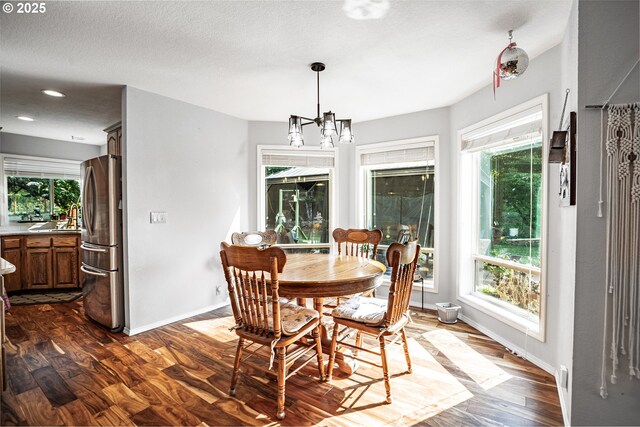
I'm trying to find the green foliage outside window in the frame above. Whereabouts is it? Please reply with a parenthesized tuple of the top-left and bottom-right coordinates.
(476, 140, 542, 315)
(7, 177, 80, 222)
(478, 262, 540, 315)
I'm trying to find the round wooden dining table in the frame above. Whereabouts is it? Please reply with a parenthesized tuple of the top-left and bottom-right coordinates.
(276, 253, 387, 375)
(277, 253, 387, 298)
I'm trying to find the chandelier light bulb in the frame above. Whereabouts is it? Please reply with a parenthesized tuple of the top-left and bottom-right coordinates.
(290, 134, 305, 148)
(288, 116, 300, 134)
(322, 112, 338, 137)
(320, 134, 334, 150)
(288, 116, 305, 147)
(339, 120, 354, 144)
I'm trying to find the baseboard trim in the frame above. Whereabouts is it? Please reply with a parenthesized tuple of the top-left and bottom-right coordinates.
(459, 313, 554, 375)
(124, 301, 229, 336)
(555, 371, 571, 426)
(410, 301, 437, 311)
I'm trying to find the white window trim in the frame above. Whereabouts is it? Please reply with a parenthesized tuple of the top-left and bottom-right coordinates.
(355, 136, 440, 294)
(456, 94, 549, 342)
(256, 145, 338, 246)
(0, 153, 82, 226)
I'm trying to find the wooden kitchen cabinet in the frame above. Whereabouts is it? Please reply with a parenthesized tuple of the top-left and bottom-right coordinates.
(25, 248, 53, 289)
(53, 247, 78, 288)
(105, 122, 122, 156)
(1, 238, 22, 293)
(1, 234, 81, 292)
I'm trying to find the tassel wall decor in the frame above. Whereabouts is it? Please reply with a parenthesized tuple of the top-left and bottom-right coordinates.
(600, 103, 640, 399)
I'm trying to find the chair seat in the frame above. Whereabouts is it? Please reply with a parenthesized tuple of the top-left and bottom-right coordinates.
(279, 301, 320, 335)
(332, 295, 387, 326)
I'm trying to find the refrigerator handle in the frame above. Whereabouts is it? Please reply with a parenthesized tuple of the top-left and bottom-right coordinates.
(81, 264, 108, 277)
(80, 243, 109, 253)
(83, 166, 95, 236)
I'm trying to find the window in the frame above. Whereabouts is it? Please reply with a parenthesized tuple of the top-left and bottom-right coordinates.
(2, 156, 82, 223)
(357, 137, 438, 291)
(458, 95, 548, 340)
(258, 146, 336, 253)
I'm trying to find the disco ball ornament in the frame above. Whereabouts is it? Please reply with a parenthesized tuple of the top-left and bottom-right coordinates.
(493, 30, 529, 97)
(499, 45, 529, 80)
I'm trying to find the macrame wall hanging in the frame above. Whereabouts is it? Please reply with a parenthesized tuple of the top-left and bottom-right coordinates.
(599, 102, 640, 399)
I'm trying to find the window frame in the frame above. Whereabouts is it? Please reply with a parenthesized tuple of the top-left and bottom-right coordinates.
(257, 145, 338, 250)
(456, 94, 549, 342)
(1, 154, 82, 226)
(355, 136, 440, 293)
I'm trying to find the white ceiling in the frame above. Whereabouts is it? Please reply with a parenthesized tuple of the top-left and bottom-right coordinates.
(0, 0, 572, 145)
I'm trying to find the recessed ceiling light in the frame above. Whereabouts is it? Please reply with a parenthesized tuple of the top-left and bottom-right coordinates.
(16, 116, 35, 121)
(71, 136, 85, 141)
(41, 89, 66, 97)
(343, 0, 390, 20)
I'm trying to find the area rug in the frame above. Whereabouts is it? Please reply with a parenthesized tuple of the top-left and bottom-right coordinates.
(9, 291, 83, 306)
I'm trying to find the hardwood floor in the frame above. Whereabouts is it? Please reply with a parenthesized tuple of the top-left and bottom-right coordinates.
(1, 300, 564, 426)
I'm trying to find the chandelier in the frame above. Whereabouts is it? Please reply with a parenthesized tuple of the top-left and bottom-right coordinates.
(288, 62, 354, 149)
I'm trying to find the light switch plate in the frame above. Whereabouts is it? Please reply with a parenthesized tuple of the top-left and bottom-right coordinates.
(150, 211, 168, 224)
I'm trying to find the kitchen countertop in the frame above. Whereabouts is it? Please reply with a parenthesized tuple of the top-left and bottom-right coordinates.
(0, 229, 81, 236)
(0, 257, 16, 275)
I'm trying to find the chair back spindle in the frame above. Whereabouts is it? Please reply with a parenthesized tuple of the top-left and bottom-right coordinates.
(384, 241, 420, 327)
(220, 242, 286, 338)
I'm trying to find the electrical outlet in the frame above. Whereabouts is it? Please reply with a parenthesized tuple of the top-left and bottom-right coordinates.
(150, 211, 168, 224)
(559, 365, 569, 389)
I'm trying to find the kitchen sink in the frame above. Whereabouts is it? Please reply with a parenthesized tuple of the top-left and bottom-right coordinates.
(28, 228, 80, 233)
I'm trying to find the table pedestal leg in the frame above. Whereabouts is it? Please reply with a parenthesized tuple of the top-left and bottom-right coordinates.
(313, 298, 358, 377)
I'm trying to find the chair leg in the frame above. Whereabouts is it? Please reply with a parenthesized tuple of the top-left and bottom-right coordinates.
(354, 331, 363, 356)
(276, 347, 287, 420)
(313, 324, 325, 381)
(400, 328, 412, 374)
(327, 322, 340, 381)
(229, 338, 244, 396)
(379, 335, 392, 404)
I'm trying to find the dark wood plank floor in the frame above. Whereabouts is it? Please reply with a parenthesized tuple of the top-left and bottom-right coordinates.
(1, 300, 563, 426)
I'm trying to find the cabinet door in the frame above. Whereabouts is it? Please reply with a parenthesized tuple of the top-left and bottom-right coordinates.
(1, 248, 22, 292)
(53, 247, 78, 288)
(25, 248, 52, 289)
(107, 129, 121, 156)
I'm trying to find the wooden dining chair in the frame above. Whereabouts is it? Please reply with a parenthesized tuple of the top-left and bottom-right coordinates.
(327, 241, 420, 404)
(219, 242, 324, 420)
(330, 228, 383, 301)
(231, 230, 277, 247)
(333, 228, 383, 259)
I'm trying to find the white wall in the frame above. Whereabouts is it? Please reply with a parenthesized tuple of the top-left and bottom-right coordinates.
(449, 44, 573, 375)
(0, 132, 102, 161)
(123, 86, 249, 334)
(555, 0, 579, 422)
(572, 1, 640, 424)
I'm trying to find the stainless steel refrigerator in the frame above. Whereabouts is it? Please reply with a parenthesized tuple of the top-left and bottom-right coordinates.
(81, 154, 124, 332)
